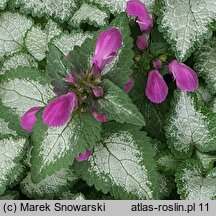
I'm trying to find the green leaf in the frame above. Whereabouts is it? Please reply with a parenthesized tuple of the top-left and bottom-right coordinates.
(52, 31, 93, 56)
(98, 79, 145, 127)
(0, 136, 27, 195)
(69, 14, 134, 89)
(46, 44, 71, 95)
(0, 53, 38, 75)
(21, 168, 77, 199)
(157, 0, 216, 61)
(0, 0, 9, 10)
(195, 150, 216, 172)
(75, 123, 160, 200)
(70, 3, 109, 28)
(0, 12, 33, 59)
(31, 112, 102, 182)
(165, 90, 216, 158)
(0, 191, 19, 200)
(15, 0, 78, 22)
(85, 0, 155, 14)
(194, 37, 216, 94)
(156, 150, 178, 175)
(176, 160, 216, 200)
(25, 20, 62, 61)
(0, 67, 54, 118)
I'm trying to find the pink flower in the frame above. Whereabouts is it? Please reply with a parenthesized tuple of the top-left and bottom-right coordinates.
(65, 74, 75, 84)
(145, 70, 168, 104)
(92, 87, 104, 98)
(126, 0, 153, 32)
(66, 53, 71, 60)
(91, 110, 107, 123)
(92, 28, 122, 74)
(76, 149, 91, 162)
(20, 107, 41, 132)
(152, 60, 162, 69)
(168, 60, 198, 92)
(42, 92, 78, 127)
(124, 78, 134, 93)
(136, 35, 148, 51)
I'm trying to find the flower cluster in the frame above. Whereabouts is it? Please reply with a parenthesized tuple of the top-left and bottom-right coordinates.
(126, 0, 199, 104)
(21, 28, 123, 161)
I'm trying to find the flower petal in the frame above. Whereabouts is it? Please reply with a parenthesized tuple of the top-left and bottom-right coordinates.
(91, 110, 107, 123)
(92, 28, 122, 74)
(92, 87, 104, 98)
(136, 35, 148, 51)
(76, 149, 91, 162)
(21, 107, 41, 132)
(42, 92, 78, 127)
(168, 60, 199, 92)
(145, 70, 168, 104)
(126, 0, 153, 32)
(124, 78, 134, 93)
(152, 60, 162, 69)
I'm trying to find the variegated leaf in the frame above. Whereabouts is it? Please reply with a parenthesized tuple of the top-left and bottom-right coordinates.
(31, 113, 102, 182)
(165, 90, 216, 158)
(157, 0, 216, 61)
(21, 168, 77, 199)
(25, 20, 62, 61)
(176, 160, 216, 200)
(75, 123, 160, 200)
(0, 12, 33, 59)
(70, 3, 109, 27)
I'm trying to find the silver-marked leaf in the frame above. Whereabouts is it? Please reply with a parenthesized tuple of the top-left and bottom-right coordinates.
(0, 12, 33, 59)
(70, 3, 109, 28)
(157, 0, 216, 61)
(0, 191, 19, 200)
(0, 0, 9, 10)
(99, 79, 145, 127)
(21, 168, 77, 199)
(52, 32, 93, 56)
(25, 20, 62, 61)
(85, 0, 155, 14)
(0, 67, 54, 117)
(176, 160, 216, 200)
(31, 113, 102, 182)
(0, 136, 27, 195)
(75, 123, 160, 200)
(0, 67, 54, 136)
(165, 90, 216, 158)
(195, 150, 216, 172)
(15, 0, 78, 22)
(0, 53, 38, 75)
(194, 37, 216, 94)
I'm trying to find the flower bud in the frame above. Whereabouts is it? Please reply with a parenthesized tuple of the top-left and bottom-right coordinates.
(152, 60, 162, 69)
(76, 149, 91, 162)
(136, 35, 148, 51)
(92, 87, 104, 98)
(91, 110, 107, 123)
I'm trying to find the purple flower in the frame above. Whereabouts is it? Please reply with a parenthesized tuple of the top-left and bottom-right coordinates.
(136, 35, 148, 51)
(92, 110, 107, 123)
(145, 70, 168, 104)
(124, 78, 134, 93)
(76, 149, 91, 162)
(65, 74, 75, 84)
(92, 28, 122, 74)
(168, 60, 199, 92)
(20, 107, 41, 132)
(92, 87, 104, 98)
(42, 92, 78, 127)
(153, 60, 162, 69)
(126, 0, 153, 32)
